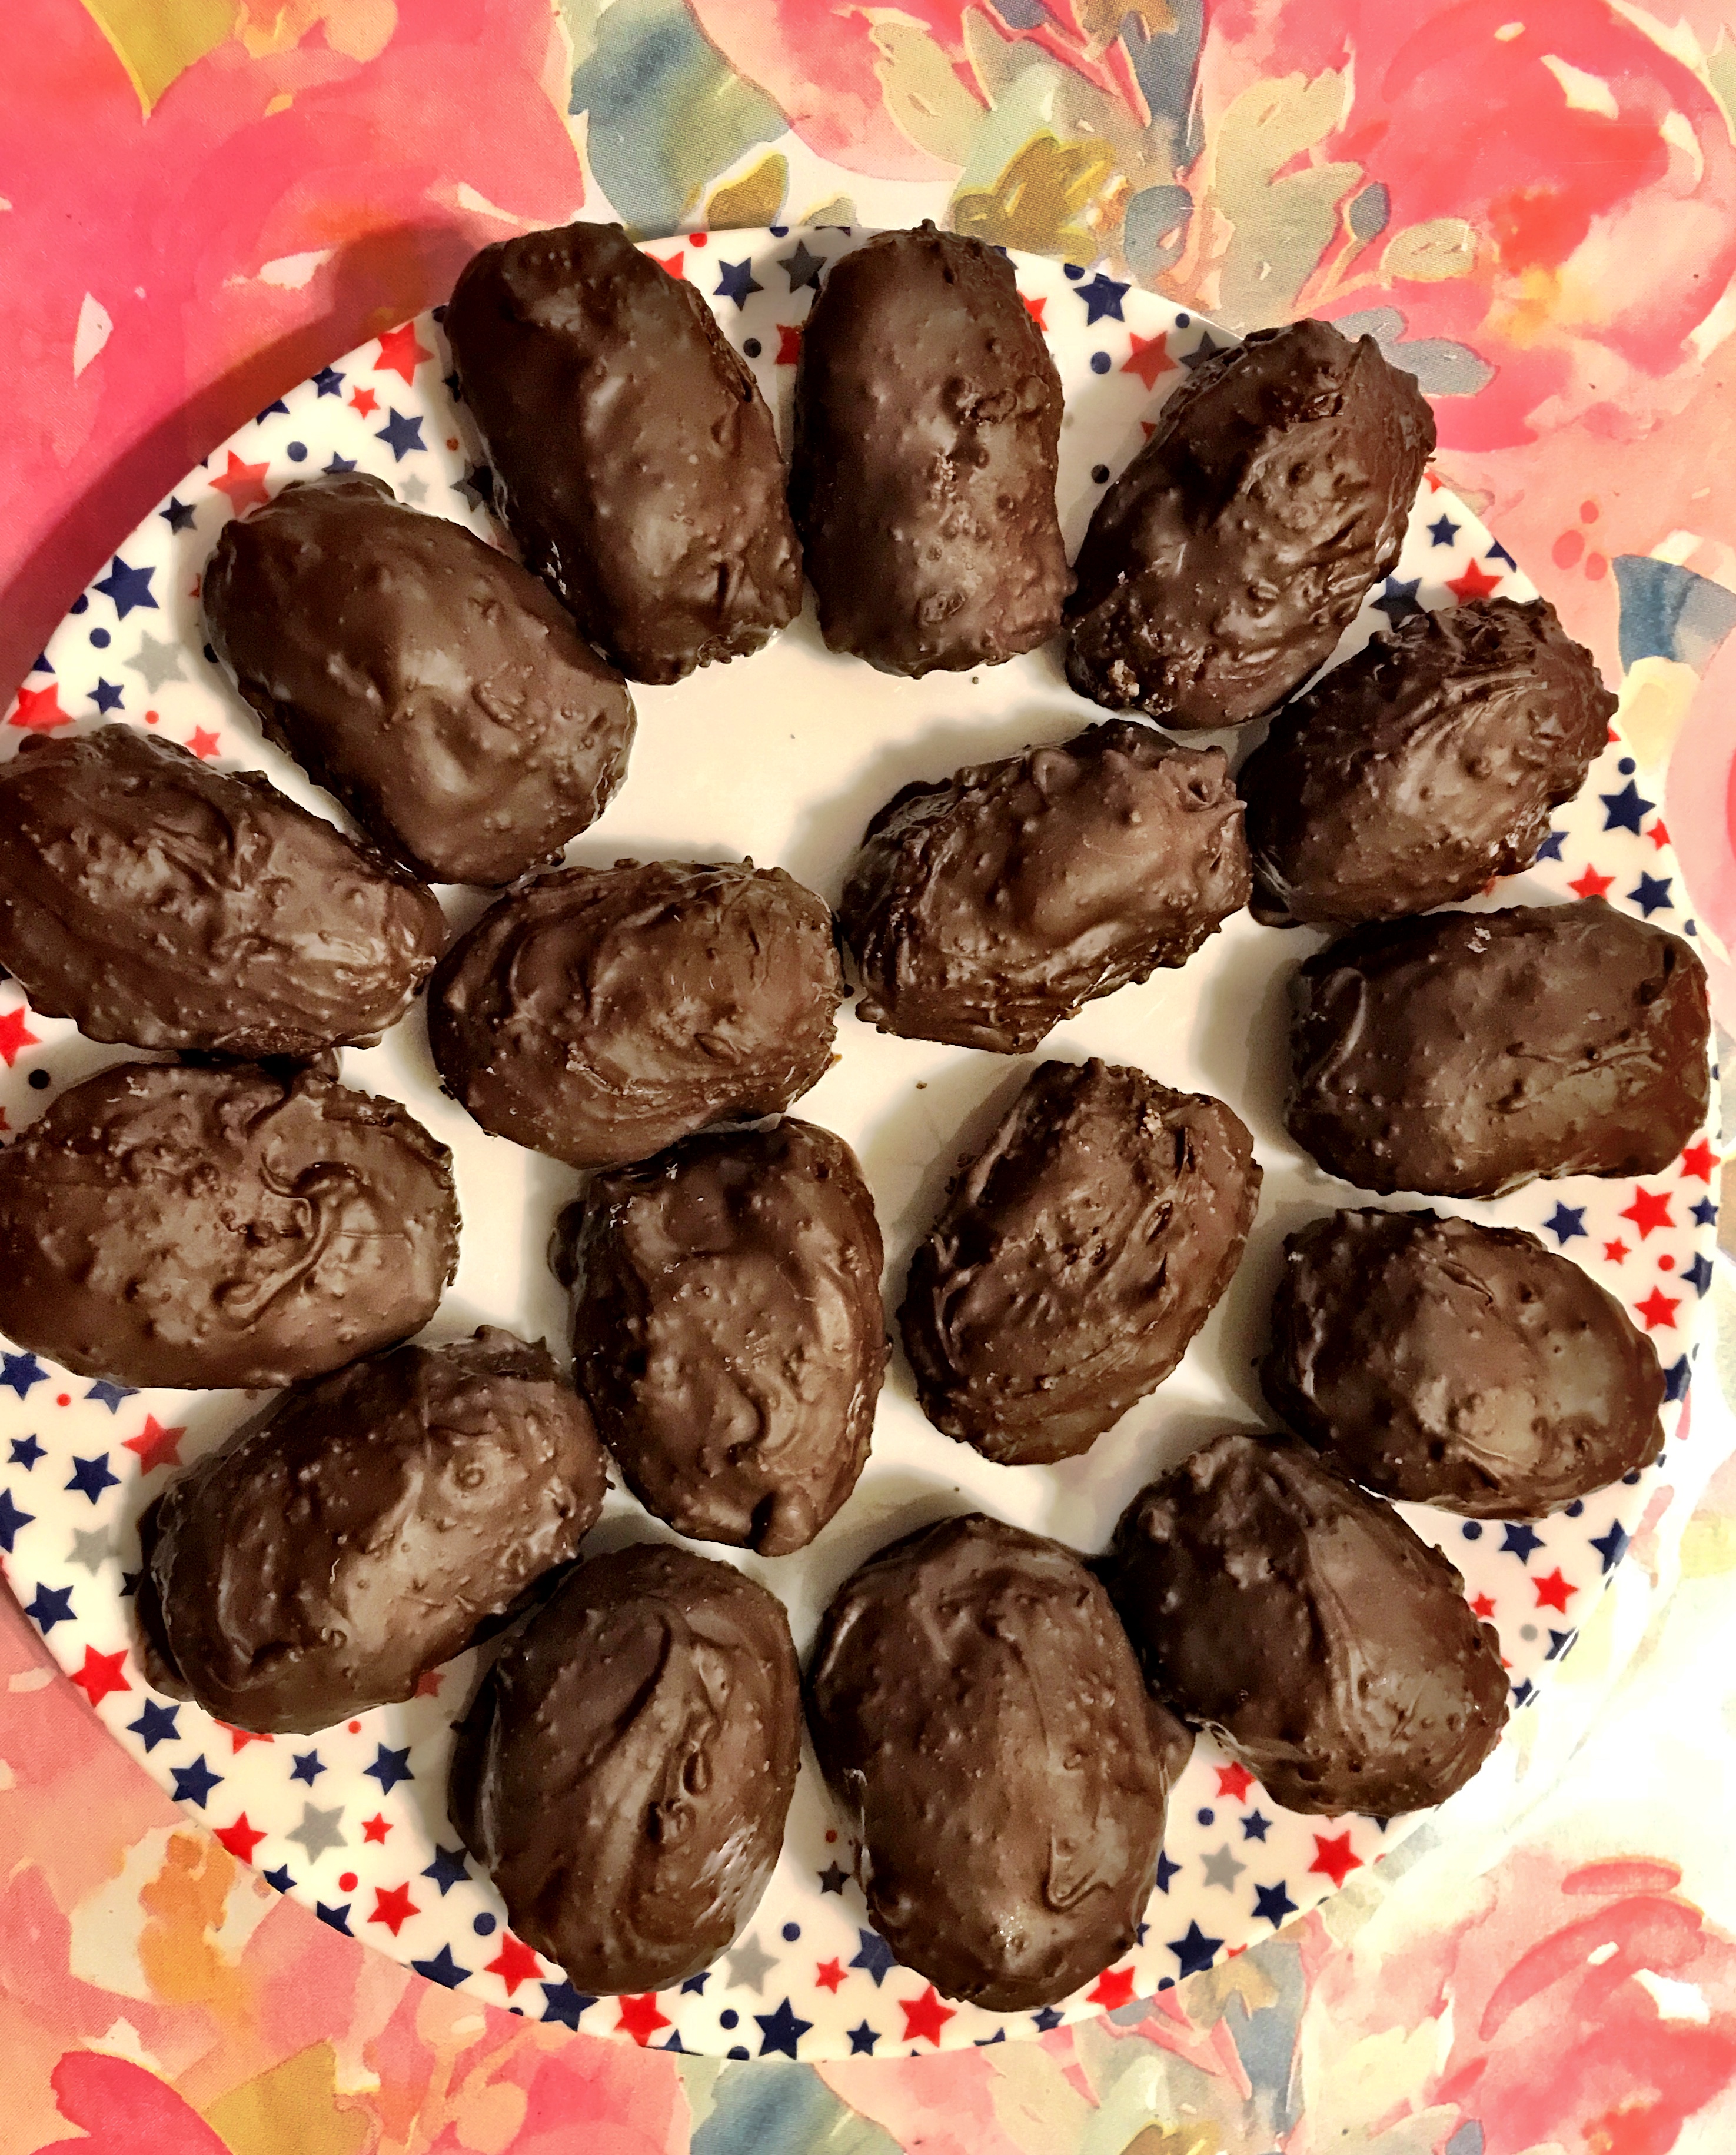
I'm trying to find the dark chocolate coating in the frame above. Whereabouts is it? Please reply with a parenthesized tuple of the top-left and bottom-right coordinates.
(1241, 598, 1615, 926)
(135, 1329, 607, 1733)
(563, 1119, 885, 1556)
(0, 726, 444, 1057)
(0, 1062, 459, 1389)
(202, 474, 636, 887)
(450, 1541, 800, 1994)
(1286, 902, 1711, 1198)
(806, 1513, 1189, 2011)
(1103, 1431, 1510, 1815)
(789, 222, 1069, 676)
(1261, 1209, 1665, 1516)
(1066, 319, 1435, 726)
(901, 1059, 1261, 1464)
(429, 858, 846, 1172)
(445, 221, 802, 685)
(840, 720, 1251, 1052)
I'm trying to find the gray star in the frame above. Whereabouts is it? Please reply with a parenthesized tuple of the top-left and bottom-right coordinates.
(130, 631, 187, 694)
(397, 472, 429, 506)
(723, 1931, 777, 1993)
(779, 240, 825, 293)
(1200, 1841, 1246, 1891)
(68, 1527, 114, 1574)
(287, 1802, 346, 1861)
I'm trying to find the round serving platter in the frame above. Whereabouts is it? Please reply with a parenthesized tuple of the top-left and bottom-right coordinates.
(0, 228, 1716, 2060)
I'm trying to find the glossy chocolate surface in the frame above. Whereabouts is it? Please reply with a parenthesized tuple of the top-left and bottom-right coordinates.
(446, 221, 802, 684)
(901, 1059, 1260, 1464)
(429, 857, 846, 1172)
(1103, 1431, 1510, 1815)
(1286, 902, 1711, 1198)
(204, 474, 636, 886)
(1066, 319, 1435, 726)
(789, 222, 1068, 676)
(450, 1541, 800, 1994)
(137, 1329, 607, 1732)
(840, 720, 1250, 1052)
(1261, 1209, 1664, 1515)
(806, 1512, 1188, 2011)
(0, 1062, 459, 1389)
(0, 726, 444, 1056)
(564, 1119, 885, 1555)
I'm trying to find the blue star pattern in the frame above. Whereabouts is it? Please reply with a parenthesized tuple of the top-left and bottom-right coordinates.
(540, 1981, 594, 2028)
(850, 1928, 897, 1986)
(714, 258, 763, 309)
(1428, 513, 1461, 545)
(1600, 779, 1654, 834)
(317, 1903, 353, 1935)
(1031, 2006, 1063, 2033)
(1, 1353, 46, 1398)
(24, 1582, 74, 1631)
(171, 1755, 223, 1808)
(0, 1488, 32, 1552)
(422, 1845, 470, 1895)
(412, 1944, 470, 1988)
(1242, 1811, 1271, 1842)
(128, 1700, 180, 1752)
(66, 1454, 119, 1504)
(84, 1381, 137, 1413)
(290, 1750, 325, 1786)
(680, 1971, 710, 1994)
(263, 1865, 295, 1893)
(94, 556, 158, 617)
(1534, 828, 1567, 862)
(375, 409, 425, 461)
(1371, 574, 1424, 626)
(1501, 1522, 1543, 1563)
(365, 1742, 414, 1792)
(159, 496, 197, 533)
(312, 365, 345, 396)
(1628, 872, 1673, 915)
(8, 1435, 44, 1469)
(1543, 1204, 1585, 1245)
(1692, 1198, 1719, 1229)
(1156, 1849, 1182, 1893)
(848, 2020, 881, 2053)
(1684, 1253, 1714, 1298)
(1664, 1356, 1691, 1402)
(1076, 271, 1129, 323)
(1169, 1921, 1223, 1977)
(89, 678, 124, 713)
(1253, 1881, 1296, 1924)
(1592, 1521, 1631, 1574)
(756, 1998, 813, 2057)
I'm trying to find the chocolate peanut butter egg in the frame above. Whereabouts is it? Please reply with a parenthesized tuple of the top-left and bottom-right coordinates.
(1261, 1209, 1664, 1515)
(806, 1513, 1189, 2012)
(429, 858, 846, 1172)
(1066, 319, 1435, 726)
(1286, 903, 1711, 1198)
(0, 1062, 459, 1389)
(839, 720, 1250, 1053)
(203, 474, 636, 887)
(450, 1541, 800, 1994)
(789, 222, 1068, 676)
(135, 1329, 607, 1733)
(445, 221, 802, 684)
(901, 1059, 1261, 1464)
(1241, 597, 1615, 926)
(562, 1119, 885, 1556)
(0, 726, 444, 1056)
(1103, 1432, 1509, 1815)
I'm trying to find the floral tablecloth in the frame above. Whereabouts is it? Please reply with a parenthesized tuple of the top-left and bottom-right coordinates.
(5, 2, 1736, 2147)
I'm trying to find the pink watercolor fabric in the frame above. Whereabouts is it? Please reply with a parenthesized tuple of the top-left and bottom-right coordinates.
(5, 1, 1736, 2147)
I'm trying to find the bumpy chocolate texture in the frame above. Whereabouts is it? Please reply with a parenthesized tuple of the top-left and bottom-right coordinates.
(450, 1541, 800, 1994)
(1287, 903, 1711, 1198)
(202, 474, 636, 886)
(1261, 1209, 1664, 1517)
(563, 1119, 885, 1555)
(789, 222, 1069, 676)
(1103, 1432, 1510, 1815)
(1241, 598, 1615, 926)
(1066, 319, 1435, 726)
(135, 1329, 607, 1733)
(840, 720, 1251, 1052)
(430, 858, 846, 1172)
(806, 1513, 1189, 2011)
(445, 221, 802, 685)
(0, 1062, 459, 1389)
(0, 726, 444, 1056)
(901, 1059, 1261, 1464)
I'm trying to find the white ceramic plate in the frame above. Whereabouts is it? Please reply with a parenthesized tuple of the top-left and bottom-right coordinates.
(0, 228, 1715, 2060)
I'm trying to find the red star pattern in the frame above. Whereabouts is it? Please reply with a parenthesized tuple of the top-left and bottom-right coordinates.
(1470, 1592, 1497, 1618)
(0, 1005, 41, 1066)
(814, 1958, 846, 1994)
(69, 1646, 132, 1708)
(122, 1415, 185, 1472)
(650, 251, 685, 279)
(1532, 1568, 1577, 1613)
(1636, 1286, 1680, 1330)
(1123, 330, 1176, 391)
(373, 322, 433, 383)
(615, 1993, 670, 2046)
(209, 450, 273, 513)
(1446, 556, 1502, 602)
(1088, 1965, 1138, 2010)
(1649, 819, 1672, 851)
(1604, 1238, 1630, 1262)
(368, 1882, 418, 1935)
(1309, 1832, 1363, 1889)
(216, 1722, 273, 1752)
(10, 682, 71, 731)
(1621, 1187, 1674, 1239)
(1215, 1762, 1256, 1802)
(187, 728, 222, 760)
(1424, 468, 1443, 490)
(413, 1669, 444, 1698)
(214, 1814, 266, 1864)
(485, 1935, 544, 1994)
(1020, 292, 1047, 328)
(1569, 865, 1614, 899)
(899, 1984, 956, 2046)
(1680, 1140, 1718, 1183)
(360, 1813, 392, 1844)
(776, 322, 804, 365)
(350, 387, 378, 417)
